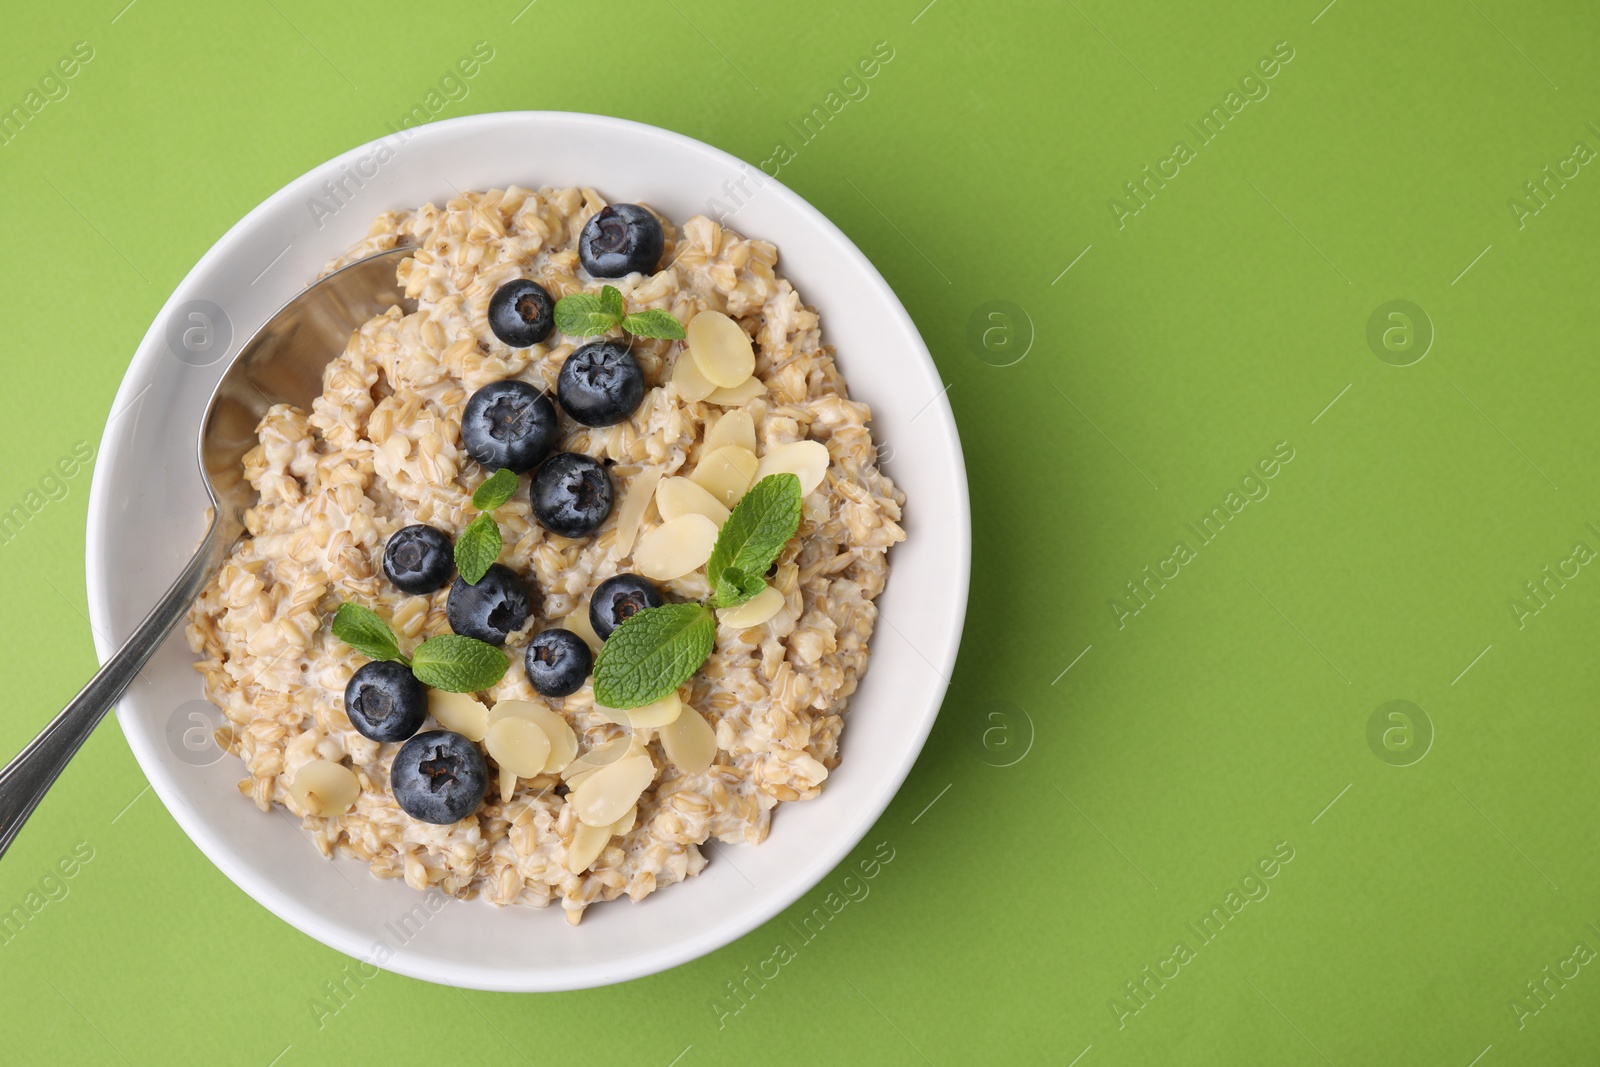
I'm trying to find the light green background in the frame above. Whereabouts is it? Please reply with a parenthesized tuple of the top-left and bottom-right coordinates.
(2, 0, 1597, 1062)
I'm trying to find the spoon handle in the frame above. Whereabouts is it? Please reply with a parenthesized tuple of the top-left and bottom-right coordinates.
(0, 523, 223, 860)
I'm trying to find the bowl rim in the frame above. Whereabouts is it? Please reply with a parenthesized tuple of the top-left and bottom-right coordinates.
(83, 110, 970, 991)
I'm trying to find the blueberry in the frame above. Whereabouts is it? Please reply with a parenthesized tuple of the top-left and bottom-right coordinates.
(523, 628, 594, 698)
(383, 524, 454, 594)
(343, 660, 429, 742)
(391, 730, 488, 824)
(447, 563, 535, 645)
(589, 573, 664, 640)
(488, 279, 555, 348)
(579, 204, 663, 278)
(530, 453, 614, 538)
(461, 380, 558, 473)
(558, 341, 645, 427)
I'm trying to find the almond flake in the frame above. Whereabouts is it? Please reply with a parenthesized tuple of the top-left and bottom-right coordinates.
(560, 604, 604, 655)
(660, 706, 718, 776)
(655, 476, 730, 526)
(705, 409, 756, 453)
(594, 691, 683, 729)
(613, 467, 663, 560)
(485, 716, 552, 777)
(705, 378, 767, 406)
(572, 753, 655, 827)
(689, 445, 759, 508)
(634, 513, 719, 581)
(670, 348, 717, 402)
(289, 760, 360, 817)
(716, 584, 785, 628)
(754, 439, 830, 496)
(562, 735, 635, 781)
(428, 690, 488, 742)
(686, 309, 755, 388)
(489, 699, 577, 774)
(566, 819, 612, 874)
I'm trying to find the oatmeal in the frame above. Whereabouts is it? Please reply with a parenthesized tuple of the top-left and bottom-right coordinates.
(185, 186, 905, 922)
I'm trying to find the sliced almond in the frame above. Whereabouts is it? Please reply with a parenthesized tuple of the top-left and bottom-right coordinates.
(489, 699, 578, 774)
(613, 467, 663, 559)
(610, 806, 637, 836)
(289, 760, 360, 817)
(485, 716, 552, 778)
(689, 445, 759, 509)
(564, 765, 600, 791)
(687, 310, 755, 388)
(499, 764, 518, 804)
(428, 690, 488, 742)
(705, 409, 756, 453)
(670, 349, 717, 403)
(755, 439, 830, 496)
(656, 476, 731, 526)
(561, 604, 604, 655)
(571, 753, 655, 827)
(716, 584, 786, 628)
(594, 691, 683, 729)
(562, 735, 635, 781)
(634, 514, 718, 581)
(660, 706, 718, 776)
(566, 819, 612, 874)
(705, 378, 767, 406)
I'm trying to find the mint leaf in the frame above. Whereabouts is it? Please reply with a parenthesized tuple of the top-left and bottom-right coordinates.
(472, 467, 518, 511)
(454, 512, 501, 585)
(411, 634, 509, 693)
(706, 474, 802, 608)
(554, 291, 621, 337)
(592, 603, 716, 709)
(712, 566, 765, 610)
(599, 285, 625, 321)
(622, 309, 687, 340)
(331, 602, 407, 664)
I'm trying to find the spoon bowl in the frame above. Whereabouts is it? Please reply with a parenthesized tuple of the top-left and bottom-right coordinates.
(0, 245, 415, 858)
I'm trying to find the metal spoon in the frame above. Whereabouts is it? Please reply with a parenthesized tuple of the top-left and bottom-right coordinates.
(0, 245, 417, 859)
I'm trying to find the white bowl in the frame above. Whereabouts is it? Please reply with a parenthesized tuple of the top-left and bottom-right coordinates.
(84, 112, 968, 992)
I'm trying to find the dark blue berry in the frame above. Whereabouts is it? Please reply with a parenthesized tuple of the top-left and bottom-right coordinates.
(589, 573, 663, 640)
(391, 730, 488, 824)
(447, 563, 534, 645)
(523, 628, 593, 697)
(461, 380, 557, 474)
(558, 341, 645, 427)
(530, 453, 613, 538)
(383, 524, 454, 594)
(579, 204, 663, 278)
(343, 660, 429, 742)
(488, 279, 555, 348)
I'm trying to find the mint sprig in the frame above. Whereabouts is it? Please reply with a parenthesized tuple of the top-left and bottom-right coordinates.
(592, 602, 717, 709)
(472, 467, 518, 511)
(553, 284, 685, 340)
(621, 309, 686, 340)
(331, 602, 408, 665)
(586, 475, 802, 707)
(411, 634, 510, 693)
(329, 603, 508, 694)
(599, 284, 625, 322)
(456, 467, 517, 584)
(707, 474, 802, 608)
(713, 566, 765, 609)
(454, 512, 502, 584)
(554, 287, 623, 337)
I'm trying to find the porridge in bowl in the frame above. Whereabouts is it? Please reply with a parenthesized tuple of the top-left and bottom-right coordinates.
(184, 186, 905, 922)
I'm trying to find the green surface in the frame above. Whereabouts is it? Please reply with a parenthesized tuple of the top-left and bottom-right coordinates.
(1, 0, 1597, 1062)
